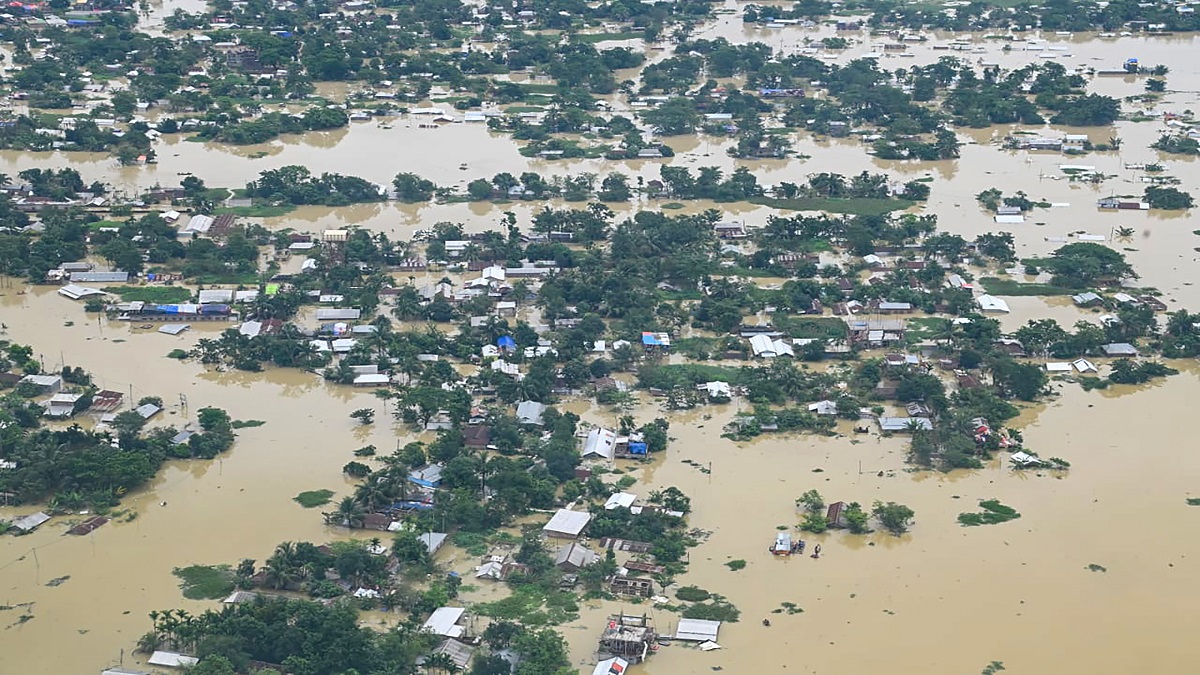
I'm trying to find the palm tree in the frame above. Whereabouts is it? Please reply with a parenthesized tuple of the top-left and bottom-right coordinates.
(332, 496, 365, 528)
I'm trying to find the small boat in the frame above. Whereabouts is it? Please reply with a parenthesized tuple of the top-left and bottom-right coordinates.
(772, 532, 792, 555)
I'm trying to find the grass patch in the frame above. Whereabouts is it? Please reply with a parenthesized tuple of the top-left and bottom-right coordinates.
(216, 204, 297, 218)
(294, 489, 334, 508)
(172, 565, 235, 600)
(231, 419, 266, 429)
(681, 597, 741, 622)
(958, 499, 1022, 526)
(574, 31, 643, 43)
(452, 531, 491, 556)
(675, 585, 712, 602)
(167, 349, 189, 359)
(772, 601, 804, 615)
(660, 202, 685, 210)
(750, 196, 915, 216)
(473, 583, 579, 626)
(978, 277, 1076, 297)
(1086, 563, 1107, 573)
(725, 559, 747, 571)
(102, 286, 191, 304)
(1187, 497, 1200, 506)
(774, 316, 850, 341)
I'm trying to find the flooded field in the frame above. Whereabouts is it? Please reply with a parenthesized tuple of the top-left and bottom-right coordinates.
(1, 7, 1200, 673)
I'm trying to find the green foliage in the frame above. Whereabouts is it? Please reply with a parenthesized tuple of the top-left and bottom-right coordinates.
(675, 585, 712, 602)
(725, 559, 747, 571)
(978, 278, 1076, 296)
(230, 419, 265, 429)
(958, 499, 1022, 526)
(172, 565, 236, 600)
(343, 461, 371, 478)
(167, 349, 189, 360)
(473, 583, 580, 627)
(293, 490, 334, 508)
(1040, 243, 1136, 288)
(681, 598, 741, 622)
(1186, 498, 1200, 506)
(872, 501, 915, 536)
(1145, 186, 1194, 210)
(102, 286, 192, 303)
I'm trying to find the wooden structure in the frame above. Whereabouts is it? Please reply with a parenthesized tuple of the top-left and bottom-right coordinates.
(598, 614, 657, 664)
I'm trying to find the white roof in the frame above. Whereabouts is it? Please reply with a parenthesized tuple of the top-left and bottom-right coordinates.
(147, 651, 199, 668)
(353, 374, 390, 385)
(543, 509, 591, 536)
(603, 492, 637, 510)
(238, 321, 262, 337)
(197, 289, 234, 304)
(975, 294, 1010, 313)
(316, 308, 361, 320)
(476, 561, 504, 579)
(422, 607, 466, 637)
(994, 214, 1025, 224)
(808, 400, 838, 415)
(592, 657, 630, 675)
(58, 284, 105, 300)
(582, 427, 617, 460)
(675, 618, 722, 642)
(699, 641, 723, 651)
(1010, 451, 1043, 467)
(157, 324, 190, 335)
(1045, 362, 1071, 372)
(1072, 358, 1098, 373)
(420, 532, 448, 554)
(182, 214, 213, 234)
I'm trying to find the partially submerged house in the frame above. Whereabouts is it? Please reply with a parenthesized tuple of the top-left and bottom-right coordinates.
(581, 427, 618, 460)
(421, 607, 467, 638)
(675, 618, 722, 643)
(408, 464, 444, 488)
(598, 614, 657, 664)
(592, 657, 630, 675)
(1101, 342, 1139, 357)
(877, 416, 933, 432)
(543, 509, 592, 539)
(554, 542, 599, 572)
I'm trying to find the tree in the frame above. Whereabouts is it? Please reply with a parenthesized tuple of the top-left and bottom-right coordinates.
(642, 97, 699, 135)
(1144, 186, 1193, 210)
(393, 173, 436, 202)
(330, 496, 365, 528)
(872, 501, 915, 535)
(990, 359, 1047, 401)
(467, 179, 494, 200)
(844, 502, 871, 534)
(1043, 242, 1135, 287)
(350, 408, 375, 425)
(796, 489, 824, 513)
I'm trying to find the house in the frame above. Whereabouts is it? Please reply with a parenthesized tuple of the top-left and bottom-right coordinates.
(1072, 359, 1098, 373)
(408, 464, 444, 488)
(808, 400, 838, 416)
(641, 332, 670, 350)
(675, 618, 722, 643)
(420, 532, 448, 556)
(543, 509, 591, 539)
(11, 511, 50, 532)
(698, 381, 732, 400)
(315, 308, 361, 321)
(1045, 362, 1072, 372)
(222, 591, 259, 605)
(421, 607, 467, 638)
(20, 374, 62, 394)
(1097, 197, 1149, 210)
(463, 425, 492, 448)
(713, 221, 748, 239)
(58, 284, 106, 300)
(43, 392, 83, 418)
(749, 334, 795, 358)
(433, 640, 476, 672)
(876, 301, 912, 313)
(554, 542, 599, 572)
(878, 416, 933, 432)
(599, 614, 657, 662)
(70, 270, 129, 283)
(1072, 291, 1102, 306)
(826, 501, 849, 528)
(582, 427, 617, 460)
(147, 652, 199, 668)
(592, 657, 630, 675)
(516, 401, 546, 425)
(847, 318, 905, 346)
(603, 492, 637, 511)
(1101, 342, 1138, 357)
(975, 294, 1010, 313)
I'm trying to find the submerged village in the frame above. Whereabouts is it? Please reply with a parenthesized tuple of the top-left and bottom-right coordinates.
(4, 0, 1200, 673)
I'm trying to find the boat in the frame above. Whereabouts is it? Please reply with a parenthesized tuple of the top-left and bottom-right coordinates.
(771, 532, 792, 555)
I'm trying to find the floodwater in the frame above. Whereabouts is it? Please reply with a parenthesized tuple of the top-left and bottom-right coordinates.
(2, 11, 1200, 674)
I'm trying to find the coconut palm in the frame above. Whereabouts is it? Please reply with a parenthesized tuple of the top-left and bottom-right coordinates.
(332, 496, 365, 528)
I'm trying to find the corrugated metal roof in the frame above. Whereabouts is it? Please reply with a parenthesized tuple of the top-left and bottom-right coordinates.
(675, 618, 721, 641)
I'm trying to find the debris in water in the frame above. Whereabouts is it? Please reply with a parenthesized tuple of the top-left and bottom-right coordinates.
(45, 576, 70, 587)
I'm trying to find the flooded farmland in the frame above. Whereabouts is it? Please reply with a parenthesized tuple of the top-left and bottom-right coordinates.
(2, 6, 1200, 674)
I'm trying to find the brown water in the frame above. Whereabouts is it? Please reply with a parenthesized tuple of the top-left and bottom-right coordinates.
(2, 14, 1200, 674)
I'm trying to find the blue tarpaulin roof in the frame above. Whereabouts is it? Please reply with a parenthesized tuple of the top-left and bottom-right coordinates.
(497, 336, 516, 349)
(641, 333, 664, 346)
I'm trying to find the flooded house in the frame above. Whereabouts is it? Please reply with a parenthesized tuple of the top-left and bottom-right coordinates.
(598, 614, 657, 664)
(609, 570, 655, 598)
(553, 542, 599, 572)
(542, 509, 591, 540)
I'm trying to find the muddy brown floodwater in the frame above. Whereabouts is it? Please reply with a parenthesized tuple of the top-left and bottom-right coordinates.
(2, 13, 1200, 674)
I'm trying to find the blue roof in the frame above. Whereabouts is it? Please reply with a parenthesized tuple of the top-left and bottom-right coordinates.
(497, 336, 516, 348)
(642, 333, 663, 346)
